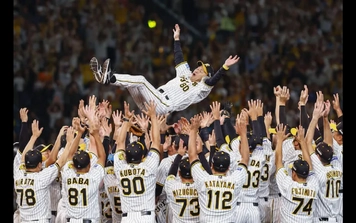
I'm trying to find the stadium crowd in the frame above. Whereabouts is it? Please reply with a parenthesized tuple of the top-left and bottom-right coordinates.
(13, 0, 342, 145)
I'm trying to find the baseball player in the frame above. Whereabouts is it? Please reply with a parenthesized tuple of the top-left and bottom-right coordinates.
(304, 100, 343, 222)
(14, 120, 69, 223)
(103, 153, 123, 223)
(274, 123, 319, 223)
(187, 113, 250, 223)
(90, 24, 240, 115)
(113, 101, 161, 223)
(61, 113, 106, 223)
(164, 156, 199, 223)
(99, 180, 113, 223)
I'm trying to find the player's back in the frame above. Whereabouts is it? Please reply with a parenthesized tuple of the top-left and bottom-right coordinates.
(197, 172, 245, 222)
(14, 164, 59, 221)
(164, 176, 199, 223)
(238, 147, 266, 203)
(311, 154, 343, 218)
(277, 170, 319, 223)
(61, 161, 105, 221)
(116, 161, 158, 213)
(103, 165, 122, 222)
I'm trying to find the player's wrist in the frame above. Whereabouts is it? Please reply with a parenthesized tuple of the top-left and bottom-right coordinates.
(223, 64, 229, 70)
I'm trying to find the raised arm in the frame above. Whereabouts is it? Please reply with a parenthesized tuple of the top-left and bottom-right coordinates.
(204, 55, 240, 86)
(274, 124, 290, 170)
(142, 101, 161, 151)
(188, 114, 201, 164)
(234, 112, 249, 166)
(21, 120, 43, 163)
(172, 24, 184, 65)
(18, 108, 30, 153)
(45, 125, 68, 167)
(322, 100, 333, 146)
(305, 101, 325, 155)
(332, 93, 343, 122)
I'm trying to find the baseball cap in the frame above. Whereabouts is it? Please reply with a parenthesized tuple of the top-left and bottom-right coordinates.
(197, 61, 214, 77)
(73, 150, 91, 169)
(268, 125, 297, 136)
(179, 157, 192, 179)
(34, 144, 53, 153)
(212, 151, 230, 172)
(315, 142, 333, 163)
(330, 122, 343, 136)
(247, 133, 262, 151)
(174, 134, 189, 148)
(25, 149, 43, 168)
(125, 141, 144, 163)
(292, 159, 309, 178)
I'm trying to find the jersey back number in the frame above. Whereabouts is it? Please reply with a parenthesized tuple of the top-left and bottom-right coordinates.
(16, 188, 36, 206)
(120, 177, 146, 195)
(207, 190, 232, 210)
(175, 198, 200, 217)
(292, 197, 313, 215)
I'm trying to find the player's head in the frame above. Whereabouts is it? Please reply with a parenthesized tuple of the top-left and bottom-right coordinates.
(34, 143, 53, 161)
(25, 149, 43, 170)
(211, 151, 230, 173)
(173, 134, 189, 150)
(125, 141, 145, 164)
(179, 157, 192, 179)
(192, 61, 214, 82)
(315, 142, 333, 164)
(291, 159, 309, 179)
(73, 150, 91, 170)
(246, 133, 262, 152)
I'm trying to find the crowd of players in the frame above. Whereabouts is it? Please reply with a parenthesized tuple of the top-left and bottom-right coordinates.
(13, 83, 343, 223)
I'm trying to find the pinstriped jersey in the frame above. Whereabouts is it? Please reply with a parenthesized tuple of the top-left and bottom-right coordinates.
(164, 175, 200, 223)
(61, 160, 105, 221)
(258, 138, 274, 198)
(236, 145, 267, 203)
(282, 138, 302, 175)
(103, 166, 122, 223)
(276, 167, 319, 223)
(158, 61, 213, 112)
(99, 181, 112, 222)
(49, 171, 62, 212)
(310, 153, 342, 218)
(113, 148, 160, 213)
(268, 151, 281, 197)
(332, 138, 343, 167)
(191, 159, 248, 223)
(14, 163, 60, 221)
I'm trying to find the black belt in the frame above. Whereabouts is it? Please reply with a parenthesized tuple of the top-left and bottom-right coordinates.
(66, 218, 91, 223)
(318, 217, 336, 221)
(237, 202, 258, 206)
(158, 89, 169, 100)
(122, 211, 151, 217)
(51, 211, 57, 216)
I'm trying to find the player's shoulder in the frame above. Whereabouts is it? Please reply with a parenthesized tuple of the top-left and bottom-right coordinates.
(166, 174, 176, 182)
(105, 166, 115, 174)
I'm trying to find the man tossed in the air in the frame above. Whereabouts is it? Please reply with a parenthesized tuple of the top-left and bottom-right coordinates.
(90, 24, 240, 115)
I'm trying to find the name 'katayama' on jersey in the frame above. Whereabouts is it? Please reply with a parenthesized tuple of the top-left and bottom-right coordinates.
(205, 180, 235, 189)
(326, 170, 342, 179)
(67, 177, 89, 185)
(119, 168, 146, 177)
(291, 188, 316, 198)
(15, 178, 34, 186)
(173, 188, 198, 197)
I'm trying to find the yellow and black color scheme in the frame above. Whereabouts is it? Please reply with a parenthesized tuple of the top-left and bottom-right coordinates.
(25, 149, 43, 168)
(125, 141, 145, 164)
(197, 60, 214, 77)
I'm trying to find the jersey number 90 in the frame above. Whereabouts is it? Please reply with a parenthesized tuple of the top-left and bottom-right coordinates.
(120, 177, 146, 195)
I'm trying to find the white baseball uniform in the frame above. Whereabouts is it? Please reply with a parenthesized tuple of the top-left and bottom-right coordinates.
(282, 138, 303, 175)
(155, 153, 178, 223)
(14, 162, 60, 222)
(235, 145, 267, 223)
(61, 157, 105, 223)
(267, 151, 282, 223)
(164, 175, 199, 223)
(109, 62, 213, 115)
(276, 167, 319, 223)
(257, 138, 274, 223)
(310, 153, 342, 222)
(49, 173, 62, 223)
(191, 159, 248, 223)
(332, 136, 343, 222)
(99, 180, 112, 223)
(113, 148, 160, 223)
(103, 165, 122, 223)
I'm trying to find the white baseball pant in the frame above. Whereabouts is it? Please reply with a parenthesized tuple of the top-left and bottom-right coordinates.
(267, 194, 282, 223)
(111, 74, 171, 115)
(155, 199, 167, 223)
(55, 198, 67, 223)
(258, 197, 269, 223)
(13, 209, 20, 223)
(235, 202, 261, 223)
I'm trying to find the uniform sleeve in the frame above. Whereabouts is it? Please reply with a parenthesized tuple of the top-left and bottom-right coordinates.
(191, 159, 209, 185)
(156, 159, 170, 186)
(231, 163, 248, 185)
(175, 62, 192, 78)
(276, 167, 294, 197)
(114, 150, 127, 177)
(40, 163, 60, 186)
(143, 148, 160, 170)
(163, 175, 176, 202)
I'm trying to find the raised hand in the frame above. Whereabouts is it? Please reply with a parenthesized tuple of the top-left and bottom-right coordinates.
(199, 111, 214, 128)
(162, 135, 171, 152)
(177, 138, 186, 155)
(88, 95, 97, 111)
(273, 85, 282, 98)
(178, 117, 190, 134)
(124, 101, 135, 118)
(224, 55, 240, 67)
(332, 93, 341, 111)
(247, 99, 258, 120)
(173, 24, 180, 40)
(135, 113, 150, 133)
(312, 101, 325, 120)
(78, 99, 86, 121)
(256, 99, 263, 117)
(275, 123, 290, 142)
(100, 116, 112, 137)
(208, 129, 216, 147)
(323, 100, 331, 117)
(31, 119, 43, 138)
(19, 108, 29, 122)
(316, 91, 324, 103)
(65, 126, 76, 144)
(142, 100, 157, 118)
(112, 110, 123, 128)
(235, 114, 247, 136)
(294, 125, 305, 144)
(279, 86, 290, 104)
(298, 85, 309, 107)
(210, 101, 221, 120)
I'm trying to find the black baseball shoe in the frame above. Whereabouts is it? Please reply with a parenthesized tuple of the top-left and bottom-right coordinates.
(90, 57, 104, 83)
